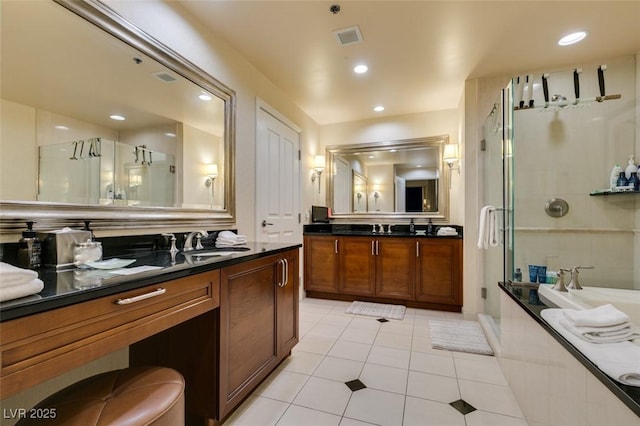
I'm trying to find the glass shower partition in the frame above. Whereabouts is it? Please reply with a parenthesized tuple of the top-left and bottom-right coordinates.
(480, 81, 514, 339)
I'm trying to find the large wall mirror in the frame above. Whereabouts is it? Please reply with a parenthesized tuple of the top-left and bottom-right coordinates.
(326, 136, 450, 221)
(0, 0, 236, 232)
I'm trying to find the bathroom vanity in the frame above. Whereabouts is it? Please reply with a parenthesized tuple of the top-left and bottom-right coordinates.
(303, 224, 462, 312)
(0, 241, 300, 424)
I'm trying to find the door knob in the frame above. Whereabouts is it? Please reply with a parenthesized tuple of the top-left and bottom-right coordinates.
(262, 220, 274, 227)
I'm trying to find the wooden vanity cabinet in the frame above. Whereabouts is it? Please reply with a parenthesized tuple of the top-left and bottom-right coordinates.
(303, 235, 339, 293)
(218, 249, 299, 419)
(415, 238, 462, 306)
(304, 234, 461, 311)
(338, 236, 375, 296)
(130, 248, 299, 423)
(375, 238, 416, 300)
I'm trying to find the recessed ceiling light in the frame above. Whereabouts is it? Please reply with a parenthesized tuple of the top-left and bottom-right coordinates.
(198, 92, 212, 101)
(373, 105, 384, 112)
(416, 164, 422, 168)
(110, 115, 126, 121)
(368, 155, 375, 159)
(390, 149, 397, 152)
(54, 125, 69, 130)
(354, 64, 368, 74)
(165, 132, 176, 138)
(558, 31, 588, 46)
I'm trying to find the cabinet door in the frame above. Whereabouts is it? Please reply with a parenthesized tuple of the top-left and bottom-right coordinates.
(375, 238, 415, 299)
(339, 236, 375, 296)
(277, 249, 299, 357)
(415, 239, 462, 306)
(303, 235, 339, 293)
(219, 255, 280, 419)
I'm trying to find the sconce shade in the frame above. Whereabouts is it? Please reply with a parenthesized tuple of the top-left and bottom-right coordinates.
(443, 144, 459, 162)
(206, 163, 219, 177)
(313, 155, 325, 171)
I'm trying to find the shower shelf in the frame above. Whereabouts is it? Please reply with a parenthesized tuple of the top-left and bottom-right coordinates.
(589, 189, 639, 197)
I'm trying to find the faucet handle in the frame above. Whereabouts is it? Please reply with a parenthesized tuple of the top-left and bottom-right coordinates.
(552, 268, 571, 292)
(574, 266, 594, 271)
(161, 233, 178, 254)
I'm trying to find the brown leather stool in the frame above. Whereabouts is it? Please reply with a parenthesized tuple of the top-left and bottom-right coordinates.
(17, 366, 185, 426)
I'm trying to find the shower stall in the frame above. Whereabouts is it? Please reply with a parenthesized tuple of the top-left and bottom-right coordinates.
(479, 56, 638, 342)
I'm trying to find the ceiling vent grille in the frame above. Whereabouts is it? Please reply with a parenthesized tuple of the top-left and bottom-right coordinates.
(152, 71, 178, 83)
(334, 26, 363, 46)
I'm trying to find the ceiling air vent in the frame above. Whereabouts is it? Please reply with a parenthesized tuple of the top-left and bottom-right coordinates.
(152, 71, 178, 83)
(334, 26, 363, 46)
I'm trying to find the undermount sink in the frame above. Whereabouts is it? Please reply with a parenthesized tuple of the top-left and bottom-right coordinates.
(184, 251, 236, 257)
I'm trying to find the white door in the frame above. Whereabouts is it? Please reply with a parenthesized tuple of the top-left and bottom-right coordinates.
(256, 102, 301, 244)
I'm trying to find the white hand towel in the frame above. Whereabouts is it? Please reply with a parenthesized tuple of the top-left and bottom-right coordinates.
(559, 318, 639, 343)
(542, 308, 640, 387)
(0, 262, 39, 288)
(0, 278, 44, 302)
(477, 206, 499, 249)
(563, 304, 630, 327)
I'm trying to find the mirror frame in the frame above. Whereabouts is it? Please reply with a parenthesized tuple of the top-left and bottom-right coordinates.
(326, 136, 450, 221)
(0, 0, 236, 234)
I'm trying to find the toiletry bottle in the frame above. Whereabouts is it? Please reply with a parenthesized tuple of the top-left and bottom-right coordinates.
(409, 218, 415, 233)
(609, 164, 622, 189)
(616, 172, 628, 188)
(427, 219, 434, 235)
(17, 221, 41, 269)
(624, 155, 637, 179)
(629, 172, 639, 191)
(514, 268, 522, 282)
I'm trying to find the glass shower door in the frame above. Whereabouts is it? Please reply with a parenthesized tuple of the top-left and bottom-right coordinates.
(480, 82, 514, 339)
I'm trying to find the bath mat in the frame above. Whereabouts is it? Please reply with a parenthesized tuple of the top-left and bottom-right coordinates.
(345, 301, 406, 320)
(429, 319, 494, 356)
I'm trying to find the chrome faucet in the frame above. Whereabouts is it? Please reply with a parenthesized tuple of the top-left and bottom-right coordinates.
(551, 268, 571, 292)
(566, 266, 594, 290)
(161, 233, 179, 255)
(183, 230, 208, 252)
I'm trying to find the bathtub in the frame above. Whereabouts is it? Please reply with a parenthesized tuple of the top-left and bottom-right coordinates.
(538, 284, 640, 325)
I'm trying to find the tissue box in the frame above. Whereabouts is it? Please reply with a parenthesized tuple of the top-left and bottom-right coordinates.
(37, 229, 91, 269)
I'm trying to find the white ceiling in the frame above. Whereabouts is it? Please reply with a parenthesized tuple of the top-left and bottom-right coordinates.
(176, 1, 640, 125)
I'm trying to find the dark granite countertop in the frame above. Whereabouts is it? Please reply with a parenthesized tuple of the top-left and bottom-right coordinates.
(303, 223, 463, 238)
(1, 241, 301, 322)
(499, 281, 640, 417)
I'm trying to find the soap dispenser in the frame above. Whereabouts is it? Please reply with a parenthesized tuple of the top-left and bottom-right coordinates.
(17, 221, 41, 269)
(625, 155, 638, 179)
(427, 219, 434, 235)
(409, 218, 415, 233)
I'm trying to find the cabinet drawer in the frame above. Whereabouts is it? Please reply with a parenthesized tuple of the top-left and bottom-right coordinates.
(0, 271, 219, 398)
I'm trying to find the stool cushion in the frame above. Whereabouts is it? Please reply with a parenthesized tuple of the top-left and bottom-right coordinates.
(18, 366, 184, 426)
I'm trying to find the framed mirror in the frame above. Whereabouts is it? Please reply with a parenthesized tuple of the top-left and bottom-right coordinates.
(326, 136, 449, 221)
(0, 0, 236, 233)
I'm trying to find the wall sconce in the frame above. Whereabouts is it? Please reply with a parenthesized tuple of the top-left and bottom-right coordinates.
(443, 144, 460, 174)
(205, 163, 219, 189)
(310, 155, 325, 193)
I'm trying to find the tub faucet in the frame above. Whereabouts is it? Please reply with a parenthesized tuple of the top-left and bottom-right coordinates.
(566, 266, 594, 290)
(184, 230, 208, 251)
(551, 268, 572, 292)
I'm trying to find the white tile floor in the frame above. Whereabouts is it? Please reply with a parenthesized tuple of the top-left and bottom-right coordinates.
(223, 297, 529, 426)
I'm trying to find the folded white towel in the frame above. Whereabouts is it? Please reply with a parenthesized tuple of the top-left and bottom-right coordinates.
(559, 318, 639, 343)
(216, 231, 248, 248)
(0, 278, 44, 302)
(0, 262, 39, 288)
(542, 308, 640, 387)
(437, 227, 458, 236)
(477, 206, 499, 249)
(563, 304, 630, 327)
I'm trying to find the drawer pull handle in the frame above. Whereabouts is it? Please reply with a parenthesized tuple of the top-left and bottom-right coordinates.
(115, 288, 166, 305)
